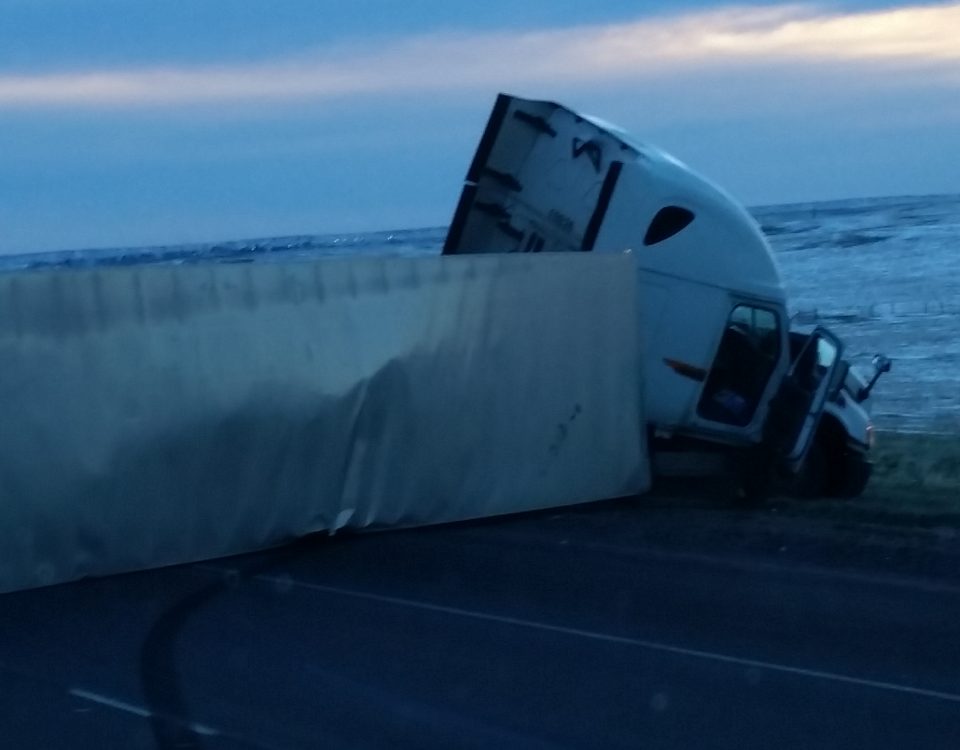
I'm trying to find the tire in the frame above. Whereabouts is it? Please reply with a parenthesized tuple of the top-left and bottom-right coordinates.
(834, 452, 872, 498)
(794, 440, 827, 498)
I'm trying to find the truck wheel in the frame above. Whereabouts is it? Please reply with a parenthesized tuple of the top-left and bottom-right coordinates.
(794, 441, 827, 498)
(835, 452, 872, 498)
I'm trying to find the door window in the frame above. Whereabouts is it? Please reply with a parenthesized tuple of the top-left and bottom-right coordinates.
(770, 328, 844, 467)
(697, 304, 781, 426)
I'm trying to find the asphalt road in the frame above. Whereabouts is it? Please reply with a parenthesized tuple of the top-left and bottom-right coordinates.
(2, 496, 960, 749)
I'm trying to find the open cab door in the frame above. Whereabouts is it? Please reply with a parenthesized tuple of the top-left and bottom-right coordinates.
(772, 328, 845, 473)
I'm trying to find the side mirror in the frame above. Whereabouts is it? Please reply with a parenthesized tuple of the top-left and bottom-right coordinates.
(872, 354, 892, 375)
(858, 354, 892, 401)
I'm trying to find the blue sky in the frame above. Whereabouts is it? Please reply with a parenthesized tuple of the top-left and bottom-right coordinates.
(1, 1, 958, 253)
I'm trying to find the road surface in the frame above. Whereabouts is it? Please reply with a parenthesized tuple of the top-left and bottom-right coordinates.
(2, 495, 959, 749)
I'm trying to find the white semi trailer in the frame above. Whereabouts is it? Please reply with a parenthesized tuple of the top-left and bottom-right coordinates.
(443, 94, 889, 498)
(0, 252, 649, 592)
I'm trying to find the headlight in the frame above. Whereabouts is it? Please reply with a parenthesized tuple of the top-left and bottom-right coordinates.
(866, 422, 876, 449)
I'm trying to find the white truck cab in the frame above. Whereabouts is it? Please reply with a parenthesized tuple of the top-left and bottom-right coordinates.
(443, 93, 888, 497)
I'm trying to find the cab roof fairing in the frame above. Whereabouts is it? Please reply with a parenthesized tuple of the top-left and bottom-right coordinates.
(444, 93, 786, 303)
(591, 137, 786, 304)
(515, 97, 785, 303)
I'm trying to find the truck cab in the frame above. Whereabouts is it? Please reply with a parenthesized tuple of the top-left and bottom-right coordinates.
(443, 93, 886, 497)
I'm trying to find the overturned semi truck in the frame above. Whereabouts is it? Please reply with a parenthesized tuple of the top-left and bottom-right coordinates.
(443, 93, 889, 499)
(0, 93, 887, 593)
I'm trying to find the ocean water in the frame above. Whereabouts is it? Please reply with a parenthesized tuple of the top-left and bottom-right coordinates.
(2, 194, 958, 433)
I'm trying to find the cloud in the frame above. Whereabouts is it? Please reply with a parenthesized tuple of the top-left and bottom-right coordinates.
(1, 2, 958, 107)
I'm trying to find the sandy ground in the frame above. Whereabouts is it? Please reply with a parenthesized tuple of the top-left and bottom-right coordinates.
(629, 429, 960, 585)
(871, 431, 960, 497)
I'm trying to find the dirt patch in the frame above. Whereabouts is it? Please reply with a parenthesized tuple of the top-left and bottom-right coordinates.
(627, 433, 960, 581)
(816, 430, 960, 529)
(871, 430, 960, 493)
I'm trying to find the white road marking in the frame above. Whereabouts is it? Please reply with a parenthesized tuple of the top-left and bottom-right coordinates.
(209, 568, 960, 706)
(68, 688, 220, 736)
(69, 689, 150, 718)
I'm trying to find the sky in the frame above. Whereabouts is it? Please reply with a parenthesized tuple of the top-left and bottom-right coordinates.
(1, 1, 958, 254)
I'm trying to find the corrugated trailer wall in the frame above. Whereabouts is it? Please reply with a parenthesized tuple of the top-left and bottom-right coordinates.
(0, 253, 648, 593)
